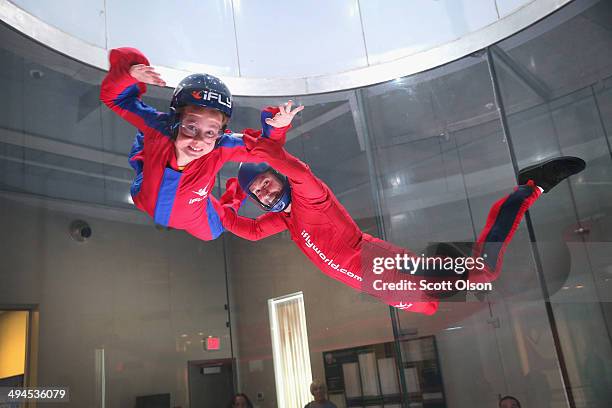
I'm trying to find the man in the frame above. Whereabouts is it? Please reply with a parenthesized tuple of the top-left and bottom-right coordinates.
(220, 105, 585, 315)
(305, 380, 337, 408)
(499, 395, 521, 408)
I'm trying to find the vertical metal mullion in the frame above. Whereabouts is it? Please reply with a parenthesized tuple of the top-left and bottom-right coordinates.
(354, 88, 409, 408)
(219, 175, 239, 394)
(591, 84, 612, 161)
(486, 47, 576, 408)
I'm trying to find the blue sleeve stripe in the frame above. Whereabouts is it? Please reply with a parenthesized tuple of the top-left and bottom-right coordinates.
(154, 168, 182, 226)
(130, 172, 143, 197)
(128, 131, 145, 173)
(217, 134, 245, 148)
(116, 84, 172, 138)
(129, 131, 145, 198)
(206, 197, 225, 239)
(261, 110, 274, 138)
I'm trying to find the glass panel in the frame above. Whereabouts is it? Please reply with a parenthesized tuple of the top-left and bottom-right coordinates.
(494, 1, 612, 406)
(364, 47, 569, 406)
(0, 21, 232, 408)
(2, 1, 612, 407)
(219, 90, 395, 406)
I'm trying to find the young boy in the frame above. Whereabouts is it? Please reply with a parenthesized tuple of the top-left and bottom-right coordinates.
(218, 107, 585, 315)
(99, 48, 301, 240)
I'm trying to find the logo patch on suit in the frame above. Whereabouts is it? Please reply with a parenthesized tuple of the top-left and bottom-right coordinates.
(189, 185, 209, 205)
(394, 302, 413, 310)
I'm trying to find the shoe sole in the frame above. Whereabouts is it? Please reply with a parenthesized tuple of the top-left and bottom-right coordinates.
(518, 156, 586, 187)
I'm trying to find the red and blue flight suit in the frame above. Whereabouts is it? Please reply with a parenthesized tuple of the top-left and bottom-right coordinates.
(219, 110, 545, 315)
(100, 47, 263, 240)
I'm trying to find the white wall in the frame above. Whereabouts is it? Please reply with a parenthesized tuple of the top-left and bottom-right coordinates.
(1, 0, 577, 95)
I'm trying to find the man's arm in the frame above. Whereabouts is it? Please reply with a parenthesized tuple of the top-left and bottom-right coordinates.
(100, 47, 169, 136)
(223, 209, 288, 241)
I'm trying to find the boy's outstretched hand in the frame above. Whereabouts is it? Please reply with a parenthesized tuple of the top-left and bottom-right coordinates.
(129, 64, 166, 87)
(264, 100, 304, 128)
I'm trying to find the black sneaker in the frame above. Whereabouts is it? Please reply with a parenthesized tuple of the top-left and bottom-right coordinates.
(518, 156, 586, 193)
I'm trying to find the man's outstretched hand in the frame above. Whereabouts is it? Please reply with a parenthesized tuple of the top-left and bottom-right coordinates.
(129, 64, 166, 87)
(264, 100, 304, 129)
(219, 177, 247, 211)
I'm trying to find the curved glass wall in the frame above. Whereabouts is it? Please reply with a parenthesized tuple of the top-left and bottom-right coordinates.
(1, 1, 611, 407)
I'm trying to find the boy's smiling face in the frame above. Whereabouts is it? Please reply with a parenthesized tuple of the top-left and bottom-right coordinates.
(174, 105, 225, 166)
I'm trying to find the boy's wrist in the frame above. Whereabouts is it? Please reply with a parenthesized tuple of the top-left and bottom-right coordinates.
(108, 49, 150, 85)
(109, 48, 148, 66)
(267, 124, 291, 142)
